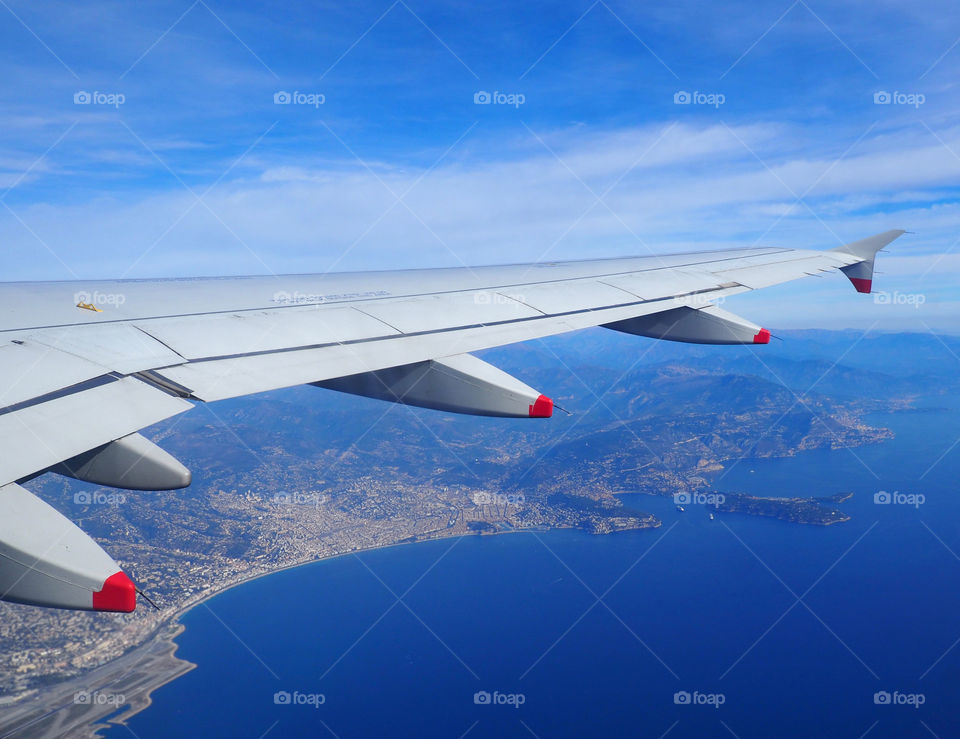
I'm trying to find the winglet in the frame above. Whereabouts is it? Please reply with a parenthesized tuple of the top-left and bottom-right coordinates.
(832, 229, 907, 294)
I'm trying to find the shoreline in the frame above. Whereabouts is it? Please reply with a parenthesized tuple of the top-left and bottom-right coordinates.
(0, 523, 614, 738)
(88, 622, 195, 733)
(126, 515, 655, 636)
(0, 482, 854, 736)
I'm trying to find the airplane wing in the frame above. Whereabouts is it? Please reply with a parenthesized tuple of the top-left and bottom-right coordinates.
(0, 229, 905, 612)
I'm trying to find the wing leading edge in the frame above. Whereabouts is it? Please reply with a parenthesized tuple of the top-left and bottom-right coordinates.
(0, 229, 906, 612)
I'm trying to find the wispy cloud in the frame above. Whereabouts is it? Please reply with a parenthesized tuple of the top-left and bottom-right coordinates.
(0, 0, 956, 331)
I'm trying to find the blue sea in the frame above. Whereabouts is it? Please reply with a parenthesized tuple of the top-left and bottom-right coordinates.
(113, 401, 960, 738)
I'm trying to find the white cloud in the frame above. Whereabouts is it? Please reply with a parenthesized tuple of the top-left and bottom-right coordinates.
(0, 117, 957, 332)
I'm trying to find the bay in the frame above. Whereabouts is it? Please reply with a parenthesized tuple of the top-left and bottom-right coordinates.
(113, 401, 960, 738)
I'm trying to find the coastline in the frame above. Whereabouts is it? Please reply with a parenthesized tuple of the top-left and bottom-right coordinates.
(0, 483, 851, 736)
(0, 523, 597, 738)
(0, 619, 195, 739)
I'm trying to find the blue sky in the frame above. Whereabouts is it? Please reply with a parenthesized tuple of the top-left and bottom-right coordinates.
(1, 0, 959, 329)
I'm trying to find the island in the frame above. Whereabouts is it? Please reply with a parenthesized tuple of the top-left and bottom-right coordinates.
(713, 492, 854, 525)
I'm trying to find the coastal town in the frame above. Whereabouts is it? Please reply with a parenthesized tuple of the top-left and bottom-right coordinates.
(0, 355, 898, 734)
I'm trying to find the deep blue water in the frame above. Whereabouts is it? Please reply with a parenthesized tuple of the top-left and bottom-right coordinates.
(114, 401, 960, 738)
